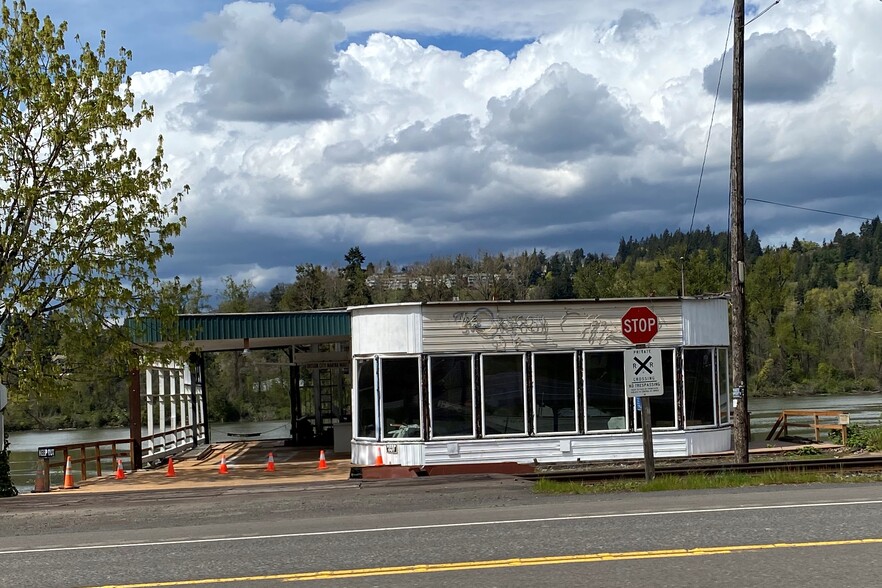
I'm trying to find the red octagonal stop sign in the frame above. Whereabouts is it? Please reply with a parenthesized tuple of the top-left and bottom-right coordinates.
(621, 306, 659, 344)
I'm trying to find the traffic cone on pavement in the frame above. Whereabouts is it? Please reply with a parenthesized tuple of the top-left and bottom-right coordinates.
(317, 450, 328, 470)
(166, 457, 176, 478)
(375, 452, 383, 466)
(62, 456, 78, 489)
(218, 454, 229, 475)
(265, 452, 276, 472)
(115, 459, 126, 480)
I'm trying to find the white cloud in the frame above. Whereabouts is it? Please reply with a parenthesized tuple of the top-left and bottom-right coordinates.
(97, 0, 882, 285)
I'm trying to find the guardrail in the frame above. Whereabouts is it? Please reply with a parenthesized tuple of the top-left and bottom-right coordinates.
(766, 410, 849, 444)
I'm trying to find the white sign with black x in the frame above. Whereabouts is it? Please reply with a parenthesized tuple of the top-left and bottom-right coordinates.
(624, 348, 664, 398)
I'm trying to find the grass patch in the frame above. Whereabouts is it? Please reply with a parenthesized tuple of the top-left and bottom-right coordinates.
(534, 470, 882, 495)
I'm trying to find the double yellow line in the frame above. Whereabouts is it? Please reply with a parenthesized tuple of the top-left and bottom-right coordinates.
(98, 537, 882, 586)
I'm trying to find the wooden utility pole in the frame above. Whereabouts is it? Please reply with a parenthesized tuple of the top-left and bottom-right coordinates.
(730, 0, 749, 463)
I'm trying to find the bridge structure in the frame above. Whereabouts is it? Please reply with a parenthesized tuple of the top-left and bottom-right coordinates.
(128, 310, 351, 470)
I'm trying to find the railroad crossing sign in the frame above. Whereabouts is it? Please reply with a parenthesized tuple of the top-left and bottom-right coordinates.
(624, 348, 664, 398)
(621, 306, 659, 344)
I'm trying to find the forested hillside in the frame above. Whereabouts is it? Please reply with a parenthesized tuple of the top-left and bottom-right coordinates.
(7, 220, 882, 430)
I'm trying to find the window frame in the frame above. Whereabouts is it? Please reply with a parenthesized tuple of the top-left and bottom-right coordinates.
(532, 351, 579, 436)
(353, 356, 379, 440)
(631, 348, 679, 431)
(682, 347, 718, 429)
(716, 348, 731, 426)
(582, 350, 629, 433)
(428, 354, 477, 440)
(378, 355, 423, 442)
(480, 352, 528, 438)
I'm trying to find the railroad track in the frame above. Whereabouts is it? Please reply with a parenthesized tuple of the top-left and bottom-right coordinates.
(519, 455, 882, 483)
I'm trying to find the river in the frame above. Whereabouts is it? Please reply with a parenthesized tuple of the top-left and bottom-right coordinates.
(5, 392, 882, 493)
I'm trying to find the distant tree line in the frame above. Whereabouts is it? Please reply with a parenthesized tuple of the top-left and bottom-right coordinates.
(8, 221, 882, 431)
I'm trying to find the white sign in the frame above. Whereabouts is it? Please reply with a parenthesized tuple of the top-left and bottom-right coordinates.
(625, 348, 664, 398)
(0, 382, 6, 410)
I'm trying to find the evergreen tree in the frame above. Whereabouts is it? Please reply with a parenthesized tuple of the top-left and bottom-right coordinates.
(0, 431, 17, 497)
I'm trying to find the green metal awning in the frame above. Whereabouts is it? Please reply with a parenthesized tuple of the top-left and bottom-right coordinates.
(130, 310, 351, 352)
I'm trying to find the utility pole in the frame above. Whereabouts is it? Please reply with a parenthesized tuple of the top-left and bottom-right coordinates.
(730, 0, 749, 463)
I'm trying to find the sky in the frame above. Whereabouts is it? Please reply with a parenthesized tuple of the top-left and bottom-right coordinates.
(26, 0, 882, 294)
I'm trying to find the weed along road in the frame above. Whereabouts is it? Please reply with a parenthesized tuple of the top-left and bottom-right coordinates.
(2, 478, 882, 587)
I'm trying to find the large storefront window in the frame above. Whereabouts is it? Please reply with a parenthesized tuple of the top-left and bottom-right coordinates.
(584, 351, 627, 431)
(429, 355, 475, 438)
(533, 353, 577, 434)
(355, 358, 376, 438)
(481, 354, 526, 436)
(683, 349, 716, 426)
(717, 348, 730, 424)
(380, 357, 421, 439)
(635, 349, 677, 429)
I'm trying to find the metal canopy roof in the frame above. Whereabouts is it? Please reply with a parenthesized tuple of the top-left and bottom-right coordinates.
(130, 310, 351, 352)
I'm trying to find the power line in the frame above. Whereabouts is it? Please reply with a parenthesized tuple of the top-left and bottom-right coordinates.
(688, 2, 735, 241)
(745, 197, 873, 221)
(746, 0, 781, 26)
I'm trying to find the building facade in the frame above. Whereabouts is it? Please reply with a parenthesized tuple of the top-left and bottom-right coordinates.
(349, 297, 731, 466)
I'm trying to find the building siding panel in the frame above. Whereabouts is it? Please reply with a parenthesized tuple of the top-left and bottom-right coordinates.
(421, 300, 684, 353)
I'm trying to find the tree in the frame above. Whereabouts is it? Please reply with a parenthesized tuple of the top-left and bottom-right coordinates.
(0, 2, 187, 492)
(342, 246, 371, 306)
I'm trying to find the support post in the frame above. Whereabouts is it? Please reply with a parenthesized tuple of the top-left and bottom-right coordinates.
(128, 367, 143, 471)
(200, 352, 210, 445)
(730, 0, 750, 463)
(641, 397, 655, 481)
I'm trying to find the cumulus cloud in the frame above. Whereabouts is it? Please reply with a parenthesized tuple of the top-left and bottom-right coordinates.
(704, 28, 836, 103)
(612, 9, 659, 43)
(485, 64, 662, 163)
(99, 0, 882, 289)
(187, 2, 346, 122)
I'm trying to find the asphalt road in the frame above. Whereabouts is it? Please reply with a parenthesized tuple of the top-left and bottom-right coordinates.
(1, 476, 881, 587)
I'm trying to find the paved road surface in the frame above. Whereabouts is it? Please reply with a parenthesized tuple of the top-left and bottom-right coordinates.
(2, 476, 881, 587)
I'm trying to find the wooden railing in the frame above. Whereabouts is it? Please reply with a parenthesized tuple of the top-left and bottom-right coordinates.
(35, 438, 132, 491)
(141, 424, 204, 462)
(766, 410, 849, 445)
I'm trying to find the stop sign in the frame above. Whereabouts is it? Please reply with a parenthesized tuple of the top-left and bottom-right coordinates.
(621, 306, 659, 344)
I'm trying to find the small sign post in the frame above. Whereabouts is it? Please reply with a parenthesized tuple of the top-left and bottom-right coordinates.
(625, 347, 664, 481)
(34, 448, 55, 493)
(622, 308, 662, 481)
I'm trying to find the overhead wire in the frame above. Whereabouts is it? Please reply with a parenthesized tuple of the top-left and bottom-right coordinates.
(745, 197, 873, 222)
(746, 0, 781, 26)
(688, 1, 735, 244)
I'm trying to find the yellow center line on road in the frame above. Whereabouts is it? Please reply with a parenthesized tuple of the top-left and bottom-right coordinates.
(93, 537, 882, 587)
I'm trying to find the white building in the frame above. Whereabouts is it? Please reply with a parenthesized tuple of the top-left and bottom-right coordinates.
(349, 297, 731, 467)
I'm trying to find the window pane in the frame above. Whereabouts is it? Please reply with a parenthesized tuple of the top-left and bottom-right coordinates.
(482, 355, 526, 435)
(356, 359, 376, 438)
(429, 356, 475, 438)
(534, 353, 577, 433)
(584, 352, 627, 431)
(717, 348, 730, 424)
(684, 349, 716, 426)
(635, 349, 677, 428)
(381, 357, 421, 438)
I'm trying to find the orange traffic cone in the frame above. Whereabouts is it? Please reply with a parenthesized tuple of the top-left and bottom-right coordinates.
(218, 454, 229, 475)
(317, 450, 328, 470)
(265, 452, 276, 473)
(115, 459, 126, 480)
(166, 457, 176, 478)
(375, 452, 383, 466)
(62, 456, 78, 489)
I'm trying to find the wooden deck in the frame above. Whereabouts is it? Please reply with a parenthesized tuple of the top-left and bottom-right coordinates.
(766, 410, 849, 444)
